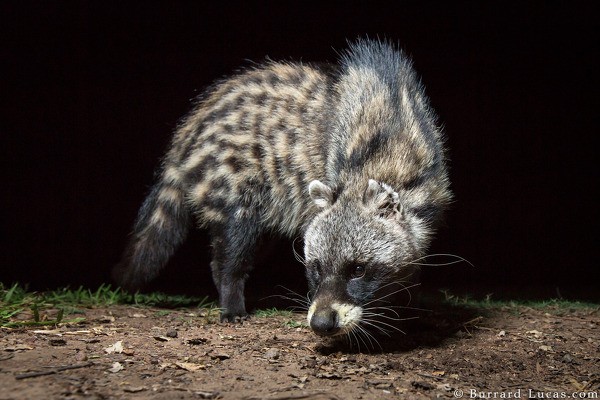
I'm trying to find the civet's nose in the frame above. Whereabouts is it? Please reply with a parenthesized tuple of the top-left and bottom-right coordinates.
(310, 310, 340, 336)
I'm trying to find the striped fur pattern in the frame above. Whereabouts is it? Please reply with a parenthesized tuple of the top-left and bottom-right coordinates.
(115, 39, 452, 334)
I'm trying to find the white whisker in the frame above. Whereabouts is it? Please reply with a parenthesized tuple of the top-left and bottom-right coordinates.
(359, 319, 392, 336)
(348, 329, 361, 352)
(403, 253, 475, 269)
(361, 318, 407, 335)
(291, 236, 306, 266)
(362, 282, 421, 307)
(261, 294, 309, 309)
(355, 324, 382, 351)
(362, 311, 419, 323)
(363, 304, 431, 314)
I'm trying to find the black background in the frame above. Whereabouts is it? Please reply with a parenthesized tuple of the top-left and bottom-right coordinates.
(2, 2, 598, 305)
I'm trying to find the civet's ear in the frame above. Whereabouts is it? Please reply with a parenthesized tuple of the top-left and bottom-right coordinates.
(363, 179, 402, 219)
(309, 180, 334, 209)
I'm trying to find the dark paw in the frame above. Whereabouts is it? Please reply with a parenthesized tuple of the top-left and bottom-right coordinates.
(220, 311, 249, 323)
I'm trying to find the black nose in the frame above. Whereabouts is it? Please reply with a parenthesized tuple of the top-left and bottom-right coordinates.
(310, 310, 340, 336)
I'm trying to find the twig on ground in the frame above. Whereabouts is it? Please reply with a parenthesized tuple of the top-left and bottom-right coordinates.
(416, 372, 445, 381)
(14, 362, 93, 380)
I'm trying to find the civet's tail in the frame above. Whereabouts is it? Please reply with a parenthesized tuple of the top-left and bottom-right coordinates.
(113, 165, 190, 290)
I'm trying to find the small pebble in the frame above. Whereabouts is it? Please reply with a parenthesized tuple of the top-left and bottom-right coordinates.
(265, 348, 280, 360)
(211, 352, 231, 360)
(166, 329, 178, 338)
(75, 351, 88, 362)
(49, 339, 67, 346)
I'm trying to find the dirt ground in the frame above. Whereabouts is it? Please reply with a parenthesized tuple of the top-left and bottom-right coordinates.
(1, 301, 598, 399)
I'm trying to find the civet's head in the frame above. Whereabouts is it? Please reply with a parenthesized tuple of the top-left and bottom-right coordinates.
(303, 179, 428, 337)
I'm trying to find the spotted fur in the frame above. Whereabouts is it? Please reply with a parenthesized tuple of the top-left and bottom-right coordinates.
(114, 39, 452, 334)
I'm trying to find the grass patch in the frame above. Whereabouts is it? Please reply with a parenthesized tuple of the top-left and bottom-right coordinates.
(437, 289, 599, 311)
(284, 319, 307, 329)
(254, 307, 294, 318)
(254, 307, 308, 328)
(0, 283, 215, 328)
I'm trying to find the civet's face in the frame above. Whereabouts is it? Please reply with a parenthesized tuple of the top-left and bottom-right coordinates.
(304, 180, 423, 337)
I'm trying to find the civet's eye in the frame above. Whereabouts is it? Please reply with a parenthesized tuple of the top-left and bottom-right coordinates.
(350, 263, 366, 279)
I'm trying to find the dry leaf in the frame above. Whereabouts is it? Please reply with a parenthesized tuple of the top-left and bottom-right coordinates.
(98, 315, 115, 323)
(4, 344, 33, 351)
(108, 362, 124, 373)
(526, 330, 543, 338)
(539, 345, 553, 352)
(123, 386, 146, 393)
(569, 377, 584, 390)
(175, 362, 206, 372)
(32, 329, 62, 335)
(104, 340, 123, 354)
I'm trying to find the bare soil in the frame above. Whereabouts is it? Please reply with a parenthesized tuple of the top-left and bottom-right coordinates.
(1, 302, 598, 399)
